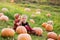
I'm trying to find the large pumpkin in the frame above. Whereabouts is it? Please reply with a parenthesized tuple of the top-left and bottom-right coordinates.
(16, 26, 27, 34)
(45, 24, 53, 31)
(0, 15, 9, 21)
(47, 32, 57, 39)
(18, 34, 32, 40)
(57, 34, 60, 40)
(1, 28, 15, 37)
(47, 38, 55, 40)
(33, 27, 43, 36)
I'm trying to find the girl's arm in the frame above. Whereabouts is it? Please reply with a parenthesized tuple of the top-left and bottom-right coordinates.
(16, 20, 22, 26)
(14, 19, 20, 26)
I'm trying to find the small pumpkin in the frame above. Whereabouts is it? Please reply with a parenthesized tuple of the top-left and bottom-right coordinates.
(46, 13, 51, 17)
(24, 8, 31, 12)
(46, 24, 53, 31)
(30, 19, 35, 24)
(42, 22, 48, 28)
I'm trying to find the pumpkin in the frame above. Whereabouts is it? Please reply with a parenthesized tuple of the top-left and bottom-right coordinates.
(30, 19, 35, 24)
(47, 32, 57, 39)
(0, 13, 4, 17)
(57, 34, 60, 40)
(45, 24, 53, 31)
(24, 8, 31, 12)
(1, 8, 8, 12)
(36, 11, 41, 14)
(42, 22, 48, 28)
(18, 34, 32, 40)
(47, 38, 55, 40)
(47, 20, 53, 25)
(46, 13, 51, 17)
(10, 0, 14, 3)
(33, 27, 43, 36)
(16, 26, 27, 34)
(0, 15, 9, 21)
(1, 28, 15, 37)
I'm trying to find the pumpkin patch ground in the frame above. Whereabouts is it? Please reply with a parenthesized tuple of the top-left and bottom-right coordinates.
(0, 1, 60, 40)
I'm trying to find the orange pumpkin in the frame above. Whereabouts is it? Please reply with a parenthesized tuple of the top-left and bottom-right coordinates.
(24, 8, 31, 12)
(1, 28, 15, 37)
(30, 19, 35, 24)
(46, 24, 53, 31)
(57, 34, 60, 40)
(46, 13, 51, 17)
(10, 0, 14, 3)
(1, 8, 8, 12)
(47, 38, 55, 40)
(47, 32, 57, 39)
(0, 15, 9, 21)
(18, 34, 32, 40)
(33, 27, 43, 36)
(36, 11, 41, 14)
(16, 26, 27, 34)
(42, 22, 48, 28)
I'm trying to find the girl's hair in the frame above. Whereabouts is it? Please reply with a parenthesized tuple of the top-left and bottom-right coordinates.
(21, 15, 28, 19)
(14, 13, 20, 19)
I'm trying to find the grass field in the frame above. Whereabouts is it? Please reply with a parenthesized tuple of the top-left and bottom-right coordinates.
(0, 2, 60, 40)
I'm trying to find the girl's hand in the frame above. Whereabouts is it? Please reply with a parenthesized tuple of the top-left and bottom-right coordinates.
(16, 23, 20, 26)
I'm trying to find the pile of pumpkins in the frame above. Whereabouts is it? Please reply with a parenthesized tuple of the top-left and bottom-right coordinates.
(1, 26, 32, 40)
(1, 25, 60, 40)
(42, 21, 60, 40)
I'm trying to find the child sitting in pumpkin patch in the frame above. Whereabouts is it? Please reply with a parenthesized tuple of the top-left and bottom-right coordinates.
(21, 15, 35, 34)
(13, 13, 22, 31)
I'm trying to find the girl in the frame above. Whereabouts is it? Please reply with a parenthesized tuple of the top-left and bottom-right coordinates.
(13, 13, 21, 31)
(21, 15, 35, 34)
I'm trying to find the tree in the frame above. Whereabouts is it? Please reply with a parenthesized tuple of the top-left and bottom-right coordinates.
(48, 0, 60, 5)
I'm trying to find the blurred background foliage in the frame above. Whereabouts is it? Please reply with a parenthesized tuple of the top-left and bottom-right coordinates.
(0, 0, 60, 5)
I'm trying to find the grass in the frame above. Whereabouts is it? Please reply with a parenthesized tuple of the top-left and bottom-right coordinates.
(0, 2, 60, 40)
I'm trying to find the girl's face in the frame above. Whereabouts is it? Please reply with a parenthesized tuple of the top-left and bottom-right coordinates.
(18, 16, 21, 20)
(14, 14, 20, 19)
(22, 17, 27, 22)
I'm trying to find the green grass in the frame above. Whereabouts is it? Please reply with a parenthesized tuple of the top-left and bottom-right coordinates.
(0, 2, 60, 40)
